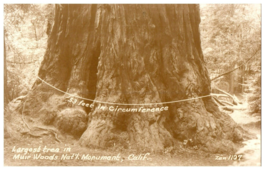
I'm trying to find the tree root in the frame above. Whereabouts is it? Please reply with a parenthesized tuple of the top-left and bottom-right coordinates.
(21, 95, 62, 143)
(21, 128, 62, 143)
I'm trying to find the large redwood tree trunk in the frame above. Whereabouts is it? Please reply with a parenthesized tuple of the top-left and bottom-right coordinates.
(19, 4, 244, 153)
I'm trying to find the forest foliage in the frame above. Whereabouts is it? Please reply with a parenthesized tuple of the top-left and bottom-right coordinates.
(4, 4, 53, 102)
(200, 4, 261, 115)
(4, 4, 261, 115)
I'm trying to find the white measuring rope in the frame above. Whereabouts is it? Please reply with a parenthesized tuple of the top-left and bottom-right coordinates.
(36, 76, 213, 105)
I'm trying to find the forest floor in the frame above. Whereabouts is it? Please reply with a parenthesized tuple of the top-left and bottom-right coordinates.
(4, 101, 261, 166)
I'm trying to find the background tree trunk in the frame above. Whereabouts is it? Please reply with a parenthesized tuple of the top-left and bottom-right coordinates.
(4, 31, 9, 105)
(20, 4, 244, 153)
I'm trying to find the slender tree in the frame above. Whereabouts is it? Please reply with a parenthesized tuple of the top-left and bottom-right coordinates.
(4, 29, 8, 104)
(20, 4, 245, 153)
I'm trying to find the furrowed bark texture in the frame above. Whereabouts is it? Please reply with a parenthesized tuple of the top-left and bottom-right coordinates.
(21, 4, 243, 153)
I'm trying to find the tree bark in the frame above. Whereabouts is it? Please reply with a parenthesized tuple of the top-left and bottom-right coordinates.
(20, 4, 244, 153)
(4, 30, 8, 105)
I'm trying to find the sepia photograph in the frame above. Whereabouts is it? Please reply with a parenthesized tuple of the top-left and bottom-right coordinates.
(3, 3, 262, 166)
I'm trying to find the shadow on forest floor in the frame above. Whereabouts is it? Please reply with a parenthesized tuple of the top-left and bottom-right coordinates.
(4, 98, 261, 166)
